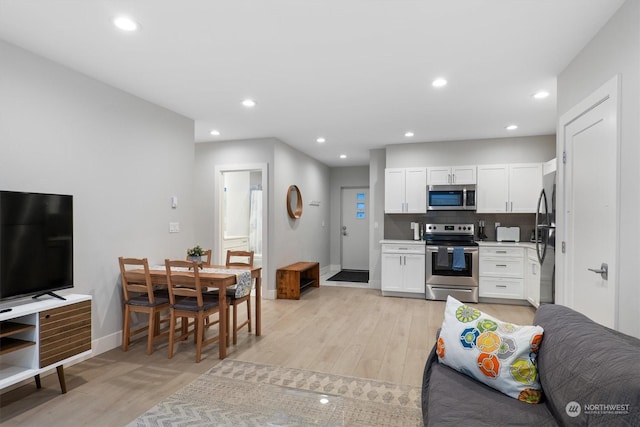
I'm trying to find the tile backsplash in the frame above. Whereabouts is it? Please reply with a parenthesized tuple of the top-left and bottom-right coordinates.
(384, 211, 537, 242)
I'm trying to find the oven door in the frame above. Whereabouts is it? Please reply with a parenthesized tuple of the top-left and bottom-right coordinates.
(426, 246, 479, 287)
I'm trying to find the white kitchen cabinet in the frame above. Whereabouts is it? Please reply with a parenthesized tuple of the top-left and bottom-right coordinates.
(427, 165, 476, 185)
(525, 248, 541, 307)
(508, 163, 543, 213)
(381, 243, 425, 295)
(384, 168, 426, 213)
(476, 163, 542, 213)
(479, 245, 525, 299)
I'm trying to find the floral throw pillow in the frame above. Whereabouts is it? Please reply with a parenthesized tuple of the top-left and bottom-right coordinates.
(437, 296, 544, 404)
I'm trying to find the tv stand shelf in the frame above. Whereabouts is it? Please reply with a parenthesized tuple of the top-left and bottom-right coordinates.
(0, 294, 92, 393)
(276, 262, 320, 300)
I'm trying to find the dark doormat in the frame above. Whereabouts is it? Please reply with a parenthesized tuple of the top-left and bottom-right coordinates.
(327, 270, 369, 283)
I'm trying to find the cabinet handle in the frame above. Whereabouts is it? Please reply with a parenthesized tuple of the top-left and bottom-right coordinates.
(448, 174, 451, 184)
(496, 285, 507, 288)
(495, 264, 508, 267)
(496, 250, 507, 254)
(511, 202, 513, 211)
(452, 173, 455, 184)
(505, 201, 508, 211)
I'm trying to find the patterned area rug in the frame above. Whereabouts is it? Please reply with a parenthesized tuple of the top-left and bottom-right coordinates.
(128, 359, 423, 426)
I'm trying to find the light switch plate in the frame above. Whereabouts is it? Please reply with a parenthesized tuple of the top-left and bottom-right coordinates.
(169, 222, 180, 233)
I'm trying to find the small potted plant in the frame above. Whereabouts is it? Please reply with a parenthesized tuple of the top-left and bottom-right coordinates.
(187, 245, 205, 264)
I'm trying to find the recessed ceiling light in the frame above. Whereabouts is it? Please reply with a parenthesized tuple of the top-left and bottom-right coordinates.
(316, 137, 326, 143)
(339, 154, 347, 159)
(113, 16, 138, 32)
(404, 131, 414, 138)
(210, 130, 220, 136)
(505, 124, 518, 131)
(432, 78, 447, 88)
(241, 99, 256, 108)
(533, 90, 550, 99)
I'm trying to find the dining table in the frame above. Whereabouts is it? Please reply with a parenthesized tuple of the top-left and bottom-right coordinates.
(143, 264, 262, 360)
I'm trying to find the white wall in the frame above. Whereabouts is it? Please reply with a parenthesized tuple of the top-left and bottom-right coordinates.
(329, 166, 369, 268)
(273, 142, 331, 272)
(194, 138, 330, 298)
(368, 149, 386, 289)
(386, 135, 556, 168)
(557, 0, 640, 338)
(0, 41, 196, 351)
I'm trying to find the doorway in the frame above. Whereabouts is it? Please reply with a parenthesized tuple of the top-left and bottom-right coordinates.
(214, 164, 268, 275)
(558, 75, 619, 329)
(340, 187, 369, 271)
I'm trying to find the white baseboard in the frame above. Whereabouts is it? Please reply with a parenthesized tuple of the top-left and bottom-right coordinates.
(92, 330, 122, 356)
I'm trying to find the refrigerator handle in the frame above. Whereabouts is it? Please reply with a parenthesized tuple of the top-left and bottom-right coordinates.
(535, 189, 548, 264)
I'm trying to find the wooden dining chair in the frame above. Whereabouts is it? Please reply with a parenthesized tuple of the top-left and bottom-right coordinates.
(205, 250, 254, 345)
(225, 250, 255, 345)
(185, 249, 212, 267)
(225, 250, 254, 268)
(119, 257, 170, 355)
(165, 259, 220, 362)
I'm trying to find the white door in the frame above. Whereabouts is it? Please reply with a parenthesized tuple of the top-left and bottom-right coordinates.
(341, 187, 369, 270)
(559, 76, 619, 329)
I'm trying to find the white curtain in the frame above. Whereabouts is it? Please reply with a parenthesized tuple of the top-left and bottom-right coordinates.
(249, 189, 262, 256)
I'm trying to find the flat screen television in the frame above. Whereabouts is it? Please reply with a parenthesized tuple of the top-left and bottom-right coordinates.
(0, 191, 73, 301)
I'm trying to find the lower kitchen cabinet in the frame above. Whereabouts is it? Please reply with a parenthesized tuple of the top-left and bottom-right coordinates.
(381, 243, 425, 296)
(479, 245, 525, 299)
(525, 248, 541, 307)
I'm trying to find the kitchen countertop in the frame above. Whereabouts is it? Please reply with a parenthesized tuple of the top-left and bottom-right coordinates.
(380, 240, 541, 249)
(380, 239, 426, 245)
(476, 240, 539, 249)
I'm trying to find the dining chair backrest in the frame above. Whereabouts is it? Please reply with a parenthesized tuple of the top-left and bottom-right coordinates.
(185, 249, 212, 266)
(119, 257, 157, 304)
(165, 259, 206, 306)
(226, 250, 254, 267)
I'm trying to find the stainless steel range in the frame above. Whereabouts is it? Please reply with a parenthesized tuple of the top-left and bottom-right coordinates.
(425, 223, 479, 303)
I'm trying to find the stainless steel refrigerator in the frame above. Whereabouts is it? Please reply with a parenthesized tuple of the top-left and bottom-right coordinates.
(535, 165, 556, 305)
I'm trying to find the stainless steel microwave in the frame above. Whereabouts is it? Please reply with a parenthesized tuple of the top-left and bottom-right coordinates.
(428, 185, 476, 211)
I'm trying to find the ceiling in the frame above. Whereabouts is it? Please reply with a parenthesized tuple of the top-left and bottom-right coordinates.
(0, 0, 625, 167)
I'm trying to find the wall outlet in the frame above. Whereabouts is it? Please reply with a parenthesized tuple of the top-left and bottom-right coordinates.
(169, 222, 180, 233)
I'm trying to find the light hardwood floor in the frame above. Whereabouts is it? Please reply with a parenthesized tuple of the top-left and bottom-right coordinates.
(0, 285, 535, 426)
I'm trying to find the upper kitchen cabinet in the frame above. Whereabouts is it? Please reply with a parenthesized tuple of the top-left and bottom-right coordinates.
(385, 167, 427, 213)
(427, 165, 476, 185)
(476, 163, 542, 213)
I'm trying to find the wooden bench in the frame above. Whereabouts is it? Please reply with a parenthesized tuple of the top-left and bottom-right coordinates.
(276, 262, 320, 299)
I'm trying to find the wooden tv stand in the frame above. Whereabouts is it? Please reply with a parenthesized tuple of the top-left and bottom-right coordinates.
(0, 294, 92, 394)
(276, 262, 320, 299)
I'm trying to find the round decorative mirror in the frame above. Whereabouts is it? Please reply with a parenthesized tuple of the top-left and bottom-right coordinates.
(286, 185, 303, 219)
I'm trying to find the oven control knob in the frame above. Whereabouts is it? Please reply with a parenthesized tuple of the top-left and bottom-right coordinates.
(458, 226, 462, 230)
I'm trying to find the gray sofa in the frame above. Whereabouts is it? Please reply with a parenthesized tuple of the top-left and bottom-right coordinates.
(422, 304, 640, 426)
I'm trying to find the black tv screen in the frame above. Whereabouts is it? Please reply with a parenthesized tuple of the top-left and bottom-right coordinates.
(0, 191, 73, 301)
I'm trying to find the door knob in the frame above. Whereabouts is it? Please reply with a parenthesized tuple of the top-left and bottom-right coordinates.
(587, 263, 608, 280)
